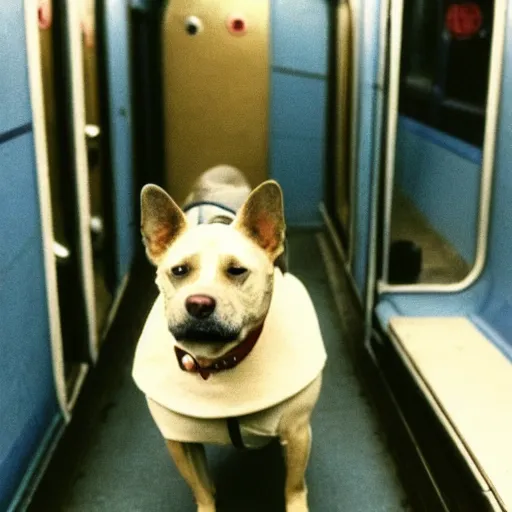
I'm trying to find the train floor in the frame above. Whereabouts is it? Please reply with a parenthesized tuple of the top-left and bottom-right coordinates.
(30, 230, 410, 512)
(391, 190, 470, 284)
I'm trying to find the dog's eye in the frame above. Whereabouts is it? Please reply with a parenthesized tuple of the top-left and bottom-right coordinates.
(171, 265, 190, 277)
(227, 266, 248, 276)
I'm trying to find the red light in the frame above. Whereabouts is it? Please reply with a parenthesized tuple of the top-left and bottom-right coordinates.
(232, 19, 245, 32)
(226, 14, 247, 36)
(446, 3, 483, 39)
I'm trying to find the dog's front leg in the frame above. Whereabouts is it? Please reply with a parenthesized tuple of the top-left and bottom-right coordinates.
(166, 440, 216, 512)
(280, 422, 312, 512)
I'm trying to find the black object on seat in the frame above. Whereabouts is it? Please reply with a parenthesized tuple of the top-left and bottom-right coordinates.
(388, 239, 423, 284)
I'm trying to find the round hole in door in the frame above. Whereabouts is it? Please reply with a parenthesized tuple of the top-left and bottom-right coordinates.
(227, 14, 247, 36)
(184, 16, 203, 36)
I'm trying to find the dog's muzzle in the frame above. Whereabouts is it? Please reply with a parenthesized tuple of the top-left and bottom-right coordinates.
(170, 319, 239, 344)
(169, 294, 241, 344)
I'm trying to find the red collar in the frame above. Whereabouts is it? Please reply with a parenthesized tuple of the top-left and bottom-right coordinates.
(174, 323, 264, 380)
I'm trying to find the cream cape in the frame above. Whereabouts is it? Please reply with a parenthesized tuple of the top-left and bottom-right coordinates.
(132, 269, 327, 419)
(145, 374, 322, 446)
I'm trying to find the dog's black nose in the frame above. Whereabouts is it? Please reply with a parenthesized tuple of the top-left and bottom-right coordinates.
(185, 295, 216, 319)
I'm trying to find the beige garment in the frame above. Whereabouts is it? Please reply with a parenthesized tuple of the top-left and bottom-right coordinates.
(146, 374, 322, 447)
(132, 269, 327, 419)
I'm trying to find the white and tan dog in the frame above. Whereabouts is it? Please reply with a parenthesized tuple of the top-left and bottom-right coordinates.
(133, 166, 326, 512)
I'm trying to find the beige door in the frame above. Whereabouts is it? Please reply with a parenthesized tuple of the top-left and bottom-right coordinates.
(80, 0, 114, 335)
(38, 0, 90, 393)
(162, 0, 269, 203)
(333, 1, 353, 244)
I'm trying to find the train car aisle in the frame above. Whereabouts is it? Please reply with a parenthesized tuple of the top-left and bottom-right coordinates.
(30, 231, 409, 511)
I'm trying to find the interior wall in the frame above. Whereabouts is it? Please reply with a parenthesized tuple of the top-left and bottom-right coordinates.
(476, 4, 512, 358)
(270, 0, 330, 227)
(395, 116, 481, 265)
(0, 3, 60, 508)
(352, 0, 381, 295)
(104, 0, 135, 282)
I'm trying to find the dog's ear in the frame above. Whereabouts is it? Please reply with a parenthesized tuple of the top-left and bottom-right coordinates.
(140, 184, 187, 265)
(233, 180, 285, 261)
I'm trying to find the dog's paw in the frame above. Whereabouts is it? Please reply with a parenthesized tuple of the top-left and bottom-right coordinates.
(285, 491, 309, 512)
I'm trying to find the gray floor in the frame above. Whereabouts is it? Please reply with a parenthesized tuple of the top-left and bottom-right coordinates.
(45, 232, 409, 511)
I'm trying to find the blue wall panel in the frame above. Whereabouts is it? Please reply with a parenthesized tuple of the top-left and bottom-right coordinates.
(271, 72, 327, 138)
(105, 0, 135, 282)
(0, 3, 32, 136)
(353, 0, 381, 296)
(475, 4, 512, 355)
(0, 134, 41, 274)
(0, 3, 61, 507)
(271, 0, 329, 75)
(269, 0, 329, 226)
(271, 136, 324, 225)
(270, 72, 326, 225)
(395, 117, 480, 264)
(0, 235, 58, 509)
(376, 277, 490, 327)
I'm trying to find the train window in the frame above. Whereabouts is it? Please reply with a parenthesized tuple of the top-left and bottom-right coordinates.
(381, 0, 503, 288)
(399, 0, 493, 147)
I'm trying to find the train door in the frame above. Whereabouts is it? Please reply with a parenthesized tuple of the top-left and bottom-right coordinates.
(161, 0, 270, 204)
(30, 0, 116, 413)
(79, 0, 116, 337)
(38, 0, 91, 405)
(326, 0, 358, 261)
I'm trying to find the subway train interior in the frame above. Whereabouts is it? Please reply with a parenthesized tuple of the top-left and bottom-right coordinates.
(2, 0, 511, 510)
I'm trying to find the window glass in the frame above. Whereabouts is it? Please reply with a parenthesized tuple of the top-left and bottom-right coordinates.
(399, 0, 493, 147)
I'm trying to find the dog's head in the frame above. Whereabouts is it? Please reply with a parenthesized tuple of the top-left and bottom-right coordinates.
(141, 181, 285, 359)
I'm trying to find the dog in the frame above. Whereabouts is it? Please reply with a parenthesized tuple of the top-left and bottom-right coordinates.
(133, 165, 326, 512)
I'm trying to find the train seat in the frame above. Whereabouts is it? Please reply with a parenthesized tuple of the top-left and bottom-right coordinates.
(388, 316, 512, 511)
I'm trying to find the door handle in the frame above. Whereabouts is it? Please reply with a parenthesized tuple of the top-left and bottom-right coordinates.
(85, 124, 101, 167)
(53, 241, 71, 263)
(84, 124, 100, 140)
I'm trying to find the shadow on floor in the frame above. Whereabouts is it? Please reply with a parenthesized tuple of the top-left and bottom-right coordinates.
(29, 231, 410, 512)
